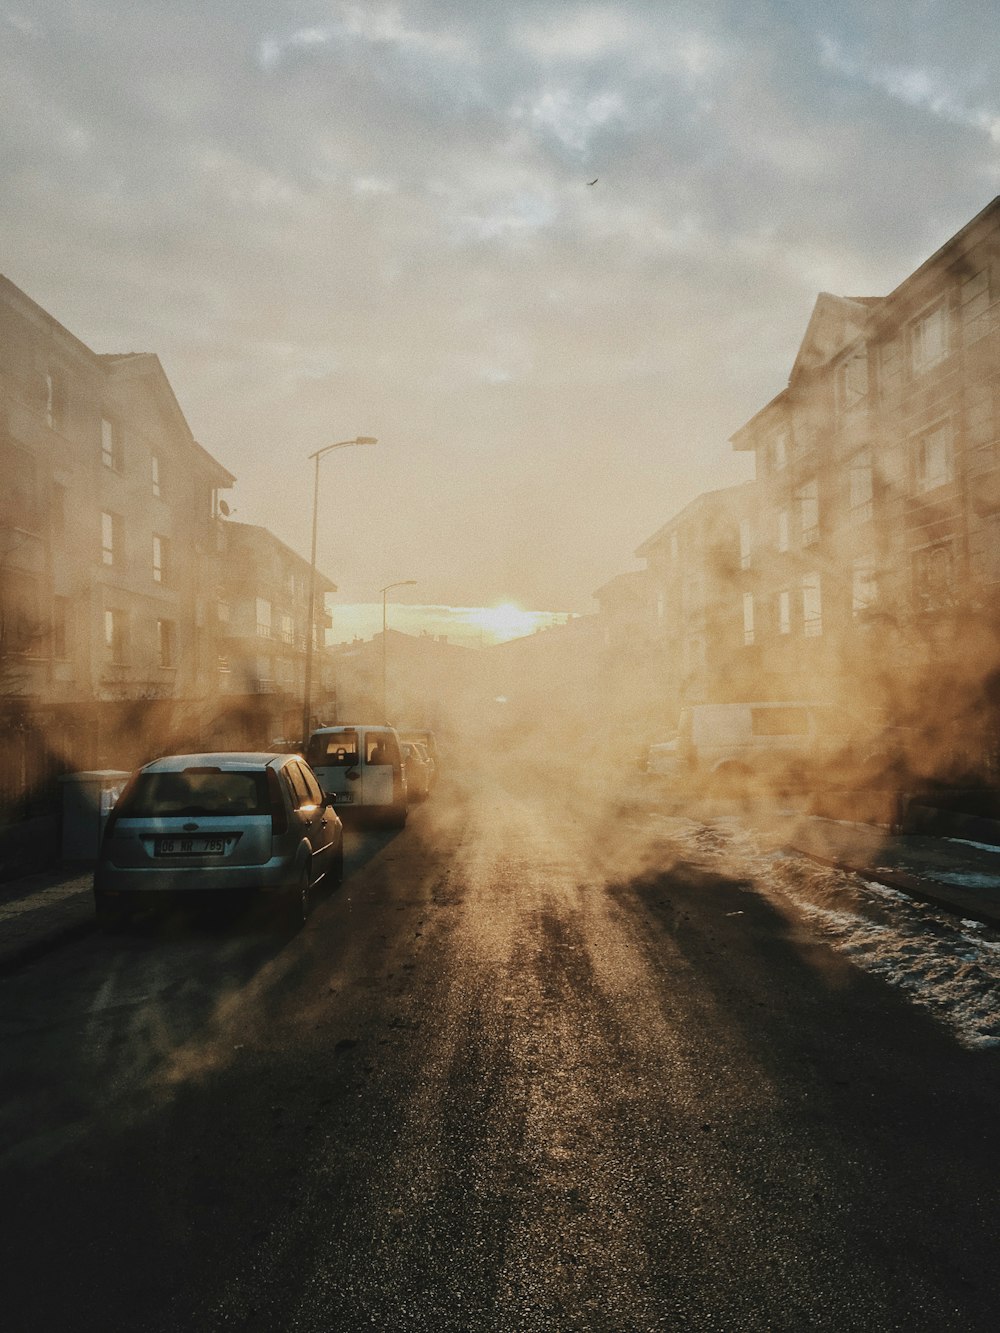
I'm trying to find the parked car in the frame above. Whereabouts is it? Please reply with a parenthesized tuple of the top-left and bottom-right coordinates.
(398, 729, 438, 786)
(401, 740, 433, 802)
(306, 725, 408, 826)
(93, 751, 343, 929)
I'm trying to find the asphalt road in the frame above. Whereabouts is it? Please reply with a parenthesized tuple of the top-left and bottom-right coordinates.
(2, 765, 999, 1332)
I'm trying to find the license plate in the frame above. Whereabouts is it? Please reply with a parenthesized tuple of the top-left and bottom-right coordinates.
(331, 793, 353, 804)
(156, 837, 228, 856)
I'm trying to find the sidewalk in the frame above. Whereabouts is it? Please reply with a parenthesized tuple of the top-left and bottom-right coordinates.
(5, 818, 1000, 977)
(0, 865, 95, 976)
(785, 817, 1000, 927)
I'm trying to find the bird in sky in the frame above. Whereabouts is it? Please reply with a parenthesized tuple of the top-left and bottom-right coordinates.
(587, 178, 598, 185)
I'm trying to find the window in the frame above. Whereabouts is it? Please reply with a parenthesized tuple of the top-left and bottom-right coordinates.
(802, 573, 822, 637)
(151, 454, 161, 498)
(960, 268, 991, 345)
(44, 370, 65, 431)
(739, 519, 752, 569)
(255, 655, 273, 687)
(916, 421, 953, 492)
(911, 302, 949, 374)
(776, 509, 790, 552)
(101, 512, 121, 567)
(743, 592, 755, 646)
(837, 347, 869, 413)
(849, 449, 874, 522)
(255, 598, 272, 639)
(52, 596, 70, 659)
(280, 613, 294, 645)
(3, 442, 39, 531)
(101, 417, 124, 470)
(285, 762, 313, 809)
(879, 336, 903, 403)
(913, 542, 954, 611)
(157, 619, 176, 668)
(751, 706, 810, 737)
(104, 609, 127, 663)
(852, 559, 877, 617)
(777, 589, 791, 635)
(152, 534, 170, 585)
(796, 479, 819, 545)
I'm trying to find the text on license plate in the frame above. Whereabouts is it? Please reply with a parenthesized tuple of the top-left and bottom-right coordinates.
(331, 793, 353, 803)
(156, 837, 229, 856)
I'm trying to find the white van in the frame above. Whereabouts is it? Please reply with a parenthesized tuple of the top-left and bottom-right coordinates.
(672, 702, 851, 793)
(306, 725, 408, 826)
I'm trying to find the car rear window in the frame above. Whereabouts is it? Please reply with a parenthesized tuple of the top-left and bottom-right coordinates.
(115, 768, 270, 817)
(750, 707, 810, 736)
(307, 733, 360, 766)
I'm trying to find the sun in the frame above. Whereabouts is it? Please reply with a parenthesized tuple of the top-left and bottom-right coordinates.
(472, 602, 537, 643)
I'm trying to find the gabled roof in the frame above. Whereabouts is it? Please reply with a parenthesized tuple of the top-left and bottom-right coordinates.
(224, 520, 337, 593)
(592, 569, 651, 603)
(100, 352, 235, 485)
(788, 292, 880, 381)
(635, 482, 754, 557)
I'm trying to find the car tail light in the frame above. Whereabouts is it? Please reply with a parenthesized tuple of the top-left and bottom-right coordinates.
(266, 766, 288, 835)
(102, 769, 140, 841)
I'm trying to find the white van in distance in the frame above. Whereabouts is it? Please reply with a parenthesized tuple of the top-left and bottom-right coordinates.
(306, 725, 408, 826)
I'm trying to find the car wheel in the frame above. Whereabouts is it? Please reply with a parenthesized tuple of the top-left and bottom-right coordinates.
(388, 801, 407, 828)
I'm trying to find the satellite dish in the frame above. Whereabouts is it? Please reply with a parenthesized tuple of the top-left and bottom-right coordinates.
(219, 500, 231, 517)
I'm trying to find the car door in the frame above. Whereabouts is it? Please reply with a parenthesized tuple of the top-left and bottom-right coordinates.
(285, 761, 334, 875)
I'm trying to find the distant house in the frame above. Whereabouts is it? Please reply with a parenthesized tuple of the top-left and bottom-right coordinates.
(214, 521, 337, 747)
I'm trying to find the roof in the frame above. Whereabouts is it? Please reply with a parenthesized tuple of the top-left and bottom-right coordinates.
(225, 521, 337, 593)
(101, 352, 236, 486)
(635, 482, 754, 555)
(142, 752, 294, 770)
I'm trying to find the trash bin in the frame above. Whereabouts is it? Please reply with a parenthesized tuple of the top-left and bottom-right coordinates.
(59, 770, 131, 862)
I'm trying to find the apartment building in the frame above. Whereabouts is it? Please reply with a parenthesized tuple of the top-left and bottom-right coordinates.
(0, 275, 238, 800)
(633, 482, 759, 720)
(214, 521, 337, 747)
(730, 197, 1000, 770)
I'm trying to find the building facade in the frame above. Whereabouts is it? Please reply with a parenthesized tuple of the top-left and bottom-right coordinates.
(214, 521, 338, 747)
(0, 275, 341, 809)
(730, 197, 1000, 775)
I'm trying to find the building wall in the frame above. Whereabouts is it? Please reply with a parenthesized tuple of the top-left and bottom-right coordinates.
(0, 276, 235, 802)
(730, 197, 1000, 773)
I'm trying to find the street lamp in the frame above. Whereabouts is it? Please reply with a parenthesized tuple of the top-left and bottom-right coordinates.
(301, 436, 378, 744)
(381, 580, 417, 723)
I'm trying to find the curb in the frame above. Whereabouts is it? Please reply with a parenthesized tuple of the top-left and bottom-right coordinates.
(787, 844, 1000, 930)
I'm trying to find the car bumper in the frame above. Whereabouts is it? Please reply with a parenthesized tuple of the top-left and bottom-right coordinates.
(94, 857, 293, 897)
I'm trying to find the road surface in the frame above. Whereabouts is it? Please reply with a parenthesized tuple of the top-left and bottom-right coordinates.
(1, 764, 999, 1331)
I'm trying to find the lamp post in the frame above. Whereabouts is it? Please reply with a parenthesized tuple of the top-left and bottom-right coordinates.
(301, 436, 377, 744)
(381, 580, 417, 723)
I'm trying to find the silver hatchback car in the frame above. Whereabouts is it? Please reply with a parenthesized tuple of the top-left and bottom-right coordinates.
(93, 752, 343, 929)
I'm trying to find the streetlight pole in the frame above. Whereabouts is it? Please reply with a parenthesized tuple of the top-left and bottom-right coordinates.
(301, 436, 377, 745)
(381, 580, 417, 723)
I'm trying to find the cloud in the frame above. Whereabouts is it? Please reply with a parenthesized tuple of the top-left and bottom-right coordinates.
(819, 34, 1000, 143)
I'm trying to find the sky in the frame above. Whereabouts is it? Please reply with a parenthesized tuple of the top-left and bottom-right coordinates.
(3, 0, 1000, 622)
